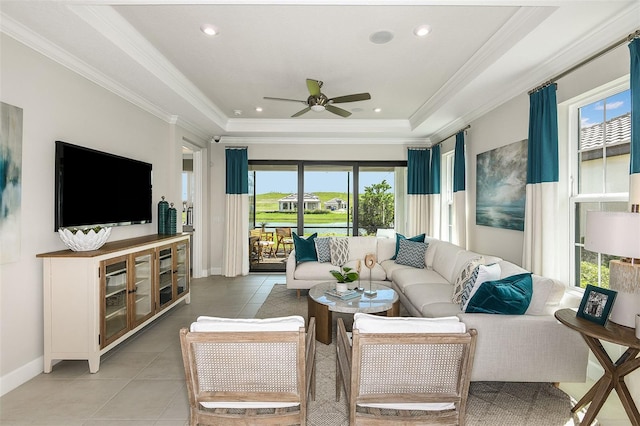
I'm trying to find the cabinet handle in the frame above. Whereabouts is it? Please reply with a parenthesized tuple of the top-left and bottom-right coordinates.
(173, 269, 178, 274)
(128, 288, 137, 294)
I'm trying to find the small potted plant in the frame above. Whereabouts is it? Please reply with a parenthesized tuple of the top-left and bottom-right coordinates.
(330, 266, 359, 284)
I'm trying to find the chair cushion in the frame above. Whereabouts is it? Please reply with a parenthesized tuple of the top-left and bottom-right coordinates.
(394, 239, 428, 268)
(192, 315, 305, 332)
(353, 312, 466, 333)
(465, 273, 533, 315)
(293, 232, 318, 263)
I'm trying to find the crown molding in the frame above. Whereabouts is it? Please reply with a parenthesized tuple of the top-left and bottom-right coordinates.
(216, 135, 430, 145)
(225, 117, 413, 134)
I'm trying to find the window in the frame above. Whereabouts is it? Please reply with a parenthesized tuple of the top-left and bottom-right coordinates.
(571, 85, 631, 288)
(442, 150, 455, 242)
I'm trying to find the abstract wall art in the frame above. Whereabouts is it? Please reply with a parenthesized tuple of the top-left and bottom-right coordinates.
(476, 139, 527, 231)
(1, 102, 23, 264)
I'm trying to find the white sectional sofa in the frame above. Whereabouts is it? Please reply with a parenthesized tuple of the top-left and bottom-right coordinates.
(285, 235, 589, 383)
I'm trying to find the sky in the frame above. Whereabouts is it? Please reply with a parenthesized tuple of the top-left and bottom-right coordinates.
(580, 88, 630, 128)
(254, 170, 395, 194)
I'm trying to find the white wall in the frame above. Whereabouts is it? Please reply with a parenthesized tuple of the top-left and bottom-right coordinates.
(0, 34, 201, 394)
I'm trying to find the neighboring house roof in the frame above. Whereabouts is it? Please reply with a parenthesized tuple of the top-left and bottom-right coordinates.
(580, 112, 631, 151)
(325, 198, 345, 205)
(278, 193, 320, 202)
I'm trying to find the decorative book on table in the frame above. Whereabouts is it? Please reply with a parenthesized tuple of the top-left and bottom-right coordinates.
(325, 288, 361, 300)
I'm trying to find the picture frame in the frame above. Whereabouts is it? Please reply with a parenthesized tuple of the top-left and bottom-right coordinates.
(576, 284, 617, 326)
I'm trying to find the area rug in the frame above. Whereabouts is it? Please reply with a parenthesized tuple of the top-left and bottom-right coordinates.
(255, 284, 584, 426)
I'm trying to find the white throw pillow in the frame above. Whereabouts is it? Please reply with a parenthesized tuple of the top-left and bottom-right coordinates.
(460, 263, 502, 310)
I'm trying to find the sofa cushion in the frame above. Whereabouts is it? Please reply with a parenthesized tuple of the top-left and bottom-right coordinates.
(394, 239, 428, 268)
(330, 237, 349, 266)
(377, 237, 397, 262)
(451, 257, 483, 304)
(380, 259, 415, 281)
(461, 263, 502, 310)
(391, 233, 425, 260)
(293, 261, 336, 280)
(393, 268, 449, 293)
(292, 232, 317, 263)
(465, 273, 533, 315)
(348, 236, 378, 261)
(431, 241, 464, 282)
(315, 237, 331, 263)
(404, 283, 455, 311)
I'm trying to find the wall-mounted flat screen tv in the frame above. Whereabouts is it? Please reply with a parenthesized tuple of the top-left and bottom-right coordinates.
(55, 141, 153, 230)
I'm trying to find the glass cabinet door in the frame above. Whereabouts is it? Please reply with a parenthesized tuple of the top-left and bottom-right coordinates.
(157, 246, 174, 310)
(131, 250, 154, 326)
(102, 256, 128, 347)
(175, 241, 189, 298)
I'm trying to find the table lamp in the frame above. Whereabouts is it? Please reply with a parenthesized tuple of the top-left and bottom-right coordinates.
(585, 211, 640, 328)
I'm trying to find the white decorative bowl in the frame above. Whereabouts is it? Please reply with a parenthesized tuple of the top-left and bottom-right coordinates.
(58, 227, 112, 251)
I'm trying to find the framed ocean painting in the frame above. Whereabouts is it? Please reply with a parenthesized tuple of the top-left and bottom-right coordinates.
(476, 139, 527, 231)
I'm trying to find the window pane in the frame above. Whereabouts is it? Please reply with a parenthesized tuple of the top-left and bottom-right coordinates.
(578, 89, 631, 195)
(303, 165, 353, 237)
(358, 166, 396, 236)
(574, 202, 627, 288)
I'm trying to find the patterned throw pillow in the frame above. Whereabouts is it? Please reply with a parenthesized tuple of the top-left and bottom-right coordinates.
(315, 237, 332, 263)
(460, 263, 502, 310)
(391, 233, 426, 260)
(330, 237, 350, 266)
(394, 238, 427, 269)
(451, 257, 483, 304)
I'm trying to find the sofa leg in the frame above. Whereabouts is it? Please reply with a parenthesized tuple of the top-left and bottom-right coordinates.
(297, 289, 301, 299)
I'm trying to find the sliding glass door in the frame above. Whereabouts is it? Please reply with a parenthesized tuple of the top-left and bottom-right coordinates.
(249, 161, 405, 272)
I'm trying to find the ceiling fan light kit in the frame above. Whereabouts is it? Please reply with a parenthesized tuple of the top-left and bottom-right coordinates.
(264, 78, 371, 118)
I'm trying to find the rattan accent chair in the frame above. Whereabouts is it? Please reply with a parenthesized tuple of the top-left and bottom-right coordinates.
(180, 315, 316, 425)
(336, 313, 477, 426)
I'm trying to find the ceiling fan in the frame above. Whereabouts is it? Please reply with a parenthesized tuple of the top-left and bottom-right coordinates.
(264, 79, 371, 118)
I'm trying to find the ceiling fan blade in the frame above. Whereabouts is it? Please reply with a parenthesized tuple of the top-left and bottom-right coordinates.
(325, 104, 352, 118)
(306, 79, 321, 96)
(329, 93, 372, 103)
(292, 107, 311, 118)
(264, 96, 307, 104)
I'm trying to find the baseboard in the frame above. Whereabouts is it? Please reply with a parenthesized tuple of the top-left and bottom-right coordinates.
(0, 356, 44, 397)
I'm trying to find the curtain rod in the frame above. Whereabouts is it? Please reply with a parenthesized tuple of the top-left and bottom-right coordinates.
(225, 146, 248, 149)
(529, 29, 640, 95)
(431, 125, 471, 147)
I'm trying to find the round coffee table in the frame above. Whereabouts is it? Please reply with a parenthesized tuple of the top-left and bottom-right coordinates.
(308, 281, 399, 344)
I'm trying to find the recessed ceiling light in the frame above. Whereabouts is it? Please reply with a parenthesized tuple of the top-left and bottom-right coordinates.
(234, 109, 242, 116)
(369, 30, 394, 44)
(374, 108, 382, 113)
(200, 24, 219, 36)
(413, 24, 432, 37)
(351, 107, 363, 113)
(255, 107, 263, 112)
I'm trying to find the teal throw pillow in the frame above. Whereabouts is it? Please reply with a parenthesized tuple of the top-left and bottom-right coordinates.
(465, 273, 533, 315)
(292, 232, 318, 263)
(391, 233, 426, 260)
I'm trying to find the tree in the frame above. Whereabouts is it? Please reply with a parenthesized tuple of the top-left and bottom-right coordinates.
(358, 180, 394, 236)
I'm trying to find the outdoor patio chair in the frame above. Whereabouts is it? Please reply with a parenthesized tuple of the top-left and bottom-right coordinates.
(180, 315, 316, 425)
(275, 227, 295, 257)
(250, 228, 275, 261)
(336, 313, 477, 426)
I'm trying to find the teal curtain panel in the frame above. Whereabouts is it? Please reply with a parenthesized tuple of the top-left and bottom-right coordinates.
(527, 84, 559, 184)
(454, 131, 466, 193)
(408, 148, 430, 195)
(225, 148, 248, 194)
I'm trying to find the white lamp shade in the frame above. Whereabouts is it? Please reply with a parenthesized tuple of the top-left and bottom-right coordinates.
(584, 211, 640, 259)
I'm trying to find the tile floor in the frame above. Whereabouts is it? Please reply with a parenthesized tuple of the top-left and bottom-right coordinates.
(0, 273, 631, 425)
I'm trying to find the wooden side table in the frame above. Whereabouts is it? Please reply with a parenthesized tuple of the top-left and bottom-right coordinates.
(555, 308, 640, 426)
